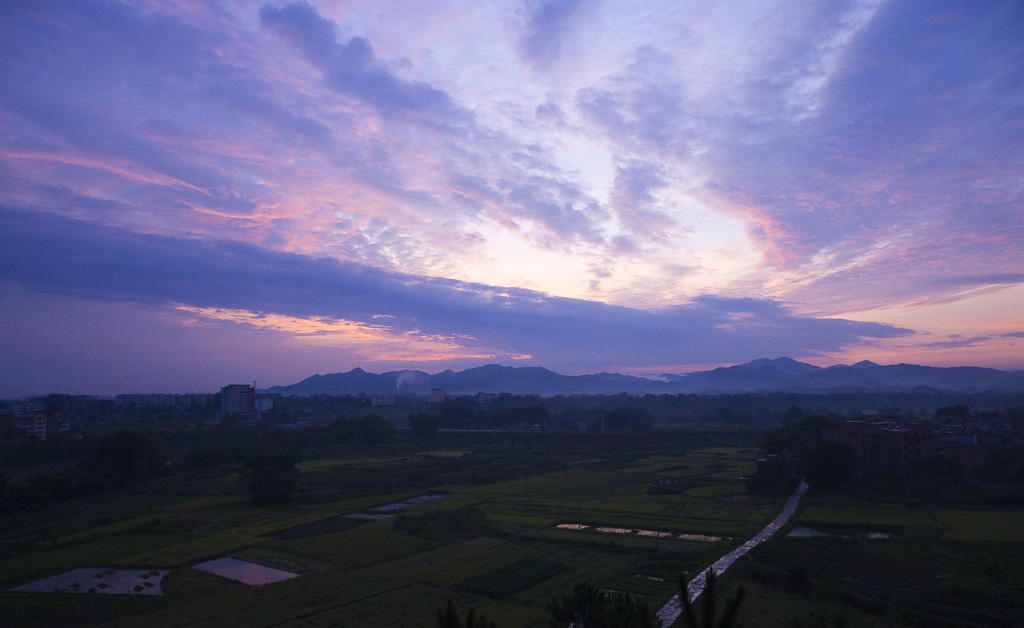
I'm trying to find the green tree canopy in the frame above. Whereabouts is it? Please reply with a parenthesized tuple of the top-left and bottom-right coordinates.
(549, 582, 661, 628)
(78, 429, 165, 489)
(805, 441, 857, 491)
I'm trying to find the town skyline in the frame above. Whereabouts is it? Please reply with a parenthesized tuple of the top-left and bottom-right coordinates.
(2, 1, 1022, 398)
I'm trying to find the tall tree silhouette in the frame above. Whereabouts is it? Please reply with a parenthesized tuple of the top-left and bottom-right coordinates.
(549, 582, 662, 628)
(426, 598, 495, 628)
(678, 568, 746, 628)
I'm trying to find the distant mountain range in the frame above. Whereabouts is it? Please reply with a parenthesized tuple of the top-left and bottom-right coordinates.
(264, 358, 1024, 396)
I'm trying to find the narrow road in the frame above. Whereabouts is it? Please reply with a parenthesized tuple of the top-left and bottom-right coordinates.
(656, 480, 809, 626)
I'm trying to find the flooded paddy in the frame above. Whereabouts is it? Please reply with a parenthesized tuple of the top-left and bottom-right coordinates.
(371, 494, 445, 511)
(192, 557, 299, 586)
(556, 523, 725, 542)
(788, 525, 891, 539)
(10, 568, 167, 595)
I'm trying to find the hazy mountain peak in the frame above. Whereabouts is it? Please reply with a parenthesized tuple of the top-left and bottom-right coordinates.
(740, 357, 820, 374)
(264, 359, 1024, 396)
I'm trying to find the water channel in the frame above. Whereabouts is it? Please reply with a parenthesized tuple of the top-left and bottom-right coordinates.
(655, 480, 809, 625)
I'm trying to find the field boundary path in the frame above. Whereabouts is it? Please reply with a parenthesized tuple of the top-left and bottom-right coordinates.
(656, 480, 809, 626)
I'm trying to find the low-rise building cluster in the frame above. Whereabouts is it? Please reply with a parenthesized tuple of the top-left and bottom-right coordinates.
(822, 413, 1023, 482)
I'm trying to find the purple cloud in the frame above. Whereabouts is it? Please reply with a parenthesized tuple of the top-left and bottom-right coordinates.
(261, 2, 469, 127)
(0, 208, 910, 375)
(519, 0, 597, 70)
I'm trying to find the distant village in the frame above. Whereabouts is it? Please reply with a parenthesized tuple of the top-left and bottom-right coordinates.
(819, 408, 1023, 484)
(3, 383, 1023, 486)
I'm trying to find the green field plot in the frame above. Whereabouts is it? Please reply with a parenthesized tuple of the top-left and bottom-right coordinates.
(421, 449, 472, 457)
(937, 509, 1024, 542)
(16, 429, 1023, 628)
(460, 559, 569, 599)
(270, 520, 439, 567)
(0, 591, 171, 628)
(600, 573, 676, 605)
(685, 484, 747, 498)
(103, 568, 403, 628)
(231, 547, 333, 574)
(362, 535, 508, 580)
(0, 531, 193, 589)
(159, 567, 249, 601)
(116, 528, 262, 566)
(798, 503, 933, 529)
(294, 458, 352, 471)
(481, 507, 562, 528)
(270, 581, 514, 628)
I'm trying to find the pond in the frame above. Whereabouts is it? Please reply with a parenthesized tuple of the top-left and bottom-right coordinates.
(10, 568, 168, 595)
(372, 494, 446, 511)
(193, 557, 299, 586)
(555, 523, 724, 542)
(787, 526, 891, 539)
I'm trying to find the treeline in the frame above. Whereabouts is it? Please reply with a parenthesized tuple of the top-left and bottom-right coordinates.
(407, 404, 657, 434)
(0, 430, 170, 511)
(178, 415, 393, 469)
(0, 416, 398, 513)
(402, 391, 1024, 430)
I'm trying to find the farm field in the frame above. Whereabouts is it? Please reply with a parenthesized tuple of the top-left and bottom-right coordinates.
(1, 432, 770, 627)
(3, 429, 1024, 627)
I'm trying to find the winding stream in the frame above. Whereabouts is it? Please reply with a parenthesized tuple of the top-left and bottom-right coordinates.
(656, 480, 808, 625)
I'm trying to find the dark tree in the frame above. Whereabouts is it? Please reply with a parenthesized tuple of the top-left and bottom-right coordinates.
(326, 415, 395, 444)
(78, 430, 165, 489)
(549, 582, 661, 628)
(793, 415, 839, 441)
(980, 448, 1010, 483)
(244, 448, 300, 505)
(805, 441, 857, 491)
(409, 413, 440, 439)
(604, 407, 654, 432)
(761, 426, 811, 460)
(424, 598, 495, 628)
(679, 568, 746, 628)
(352, 414, 396, 443)
(936, 405, 969, 419)
(920, 455, 962, 483)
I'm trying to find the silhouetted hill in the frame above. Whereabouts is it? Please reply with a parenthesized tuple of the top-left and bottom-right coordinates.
(264, 358, 1024, 396)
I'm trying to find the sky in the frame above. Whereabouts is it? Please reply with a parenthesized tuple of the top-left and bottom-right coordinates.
(1, 0, 1022, 396)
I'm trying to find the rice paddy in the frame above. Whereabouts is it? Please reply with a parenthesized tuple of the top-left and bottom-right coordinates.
(4, 431, 1021, 627)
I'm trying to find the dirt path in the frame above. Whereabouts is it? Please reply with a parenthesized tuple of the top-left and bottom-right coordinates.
(656, 481, 808, 626)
